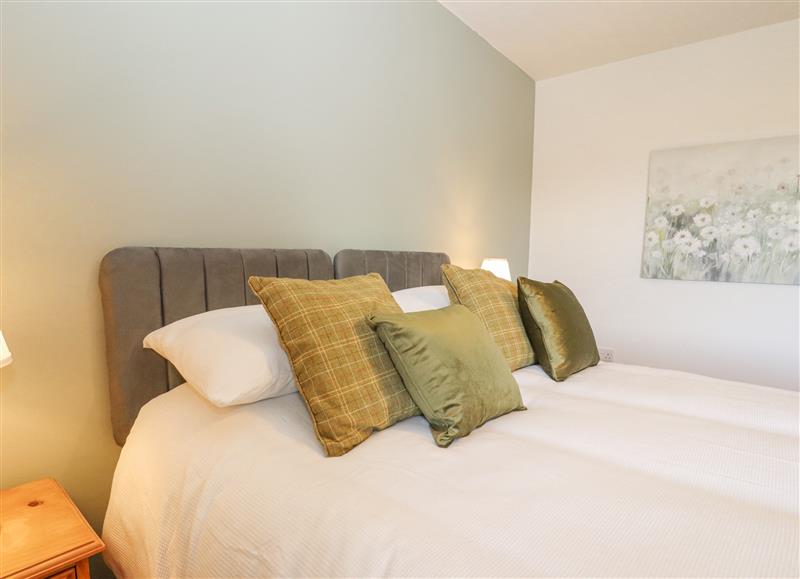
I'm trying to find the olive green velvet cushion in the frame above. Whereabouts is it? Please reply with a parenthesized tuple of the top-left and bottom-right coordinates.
(517, 277, 600, 381)
(369, 304, 525, 447)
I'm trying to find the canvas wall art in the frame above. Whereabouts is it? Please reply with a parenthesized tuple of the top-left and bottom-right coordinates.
(641, 135, 799, 285)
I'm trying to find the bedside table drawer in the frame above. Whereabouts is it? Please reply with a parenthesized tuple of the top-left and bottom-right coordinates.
(46, 568, 76, 579)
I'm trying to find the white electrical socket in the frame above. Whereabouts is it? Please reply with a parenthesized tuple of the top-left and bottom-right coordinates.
(598, 348, 615, 363)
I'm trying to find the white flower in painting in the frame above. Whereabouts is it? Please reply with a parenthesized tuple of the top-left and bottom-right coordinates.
(669, 204, 685, 217)
(719, 223, 733, 235)
(700, 225, 720, 241)
(662, 238, 675, 251)
(693, 213, 712, 227)
(699, 197, 715, 209)
(732, 236, 761, 259)
(767, 226, 784, 240)
(734, 184, 745, 194)
(770, 201, 788, 214)
(676, 238, 703, 256)
(745, 209, 762, 221)
(781, 235, 799, 253)
(780, 213, 800, 230)
(764, 214, 779, 224)
(776, 183, 789, 194)
(721, 205, 742, 220)
(690, 242, 706, 258)
(672, 229, 693, 245)
(645, 231, 660, 247)
(650, 250, 663, 259)
(653, 215, 669, 229)
(733, 221, 753, 235)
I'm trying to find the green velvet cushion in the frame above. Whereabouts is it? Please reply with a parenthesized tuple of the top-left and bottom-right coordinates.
(368, 304, 525, 447)
(517, 277, 600, 381)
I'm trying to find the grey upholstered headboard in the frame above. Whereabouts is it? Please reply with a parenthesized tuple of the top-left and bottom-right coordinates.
(334, 249, 450, 291)
(99, 247, 450, 444)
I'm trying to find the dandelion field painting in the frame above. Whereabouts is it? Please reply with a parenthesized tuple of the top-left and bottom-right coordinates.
(641, 135, 799, 285)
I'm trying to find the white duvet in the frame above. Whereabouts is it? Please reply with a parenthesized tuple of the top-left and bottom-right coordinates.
(103, 363, 799, 578)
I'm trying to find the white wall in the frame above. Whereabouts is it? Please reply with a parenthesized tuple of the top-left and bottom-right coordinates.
(530, 20, 799, 390)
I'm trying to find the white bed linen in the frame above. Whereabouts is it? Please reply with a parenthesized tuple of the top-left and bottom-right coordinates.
(103, 363, 799, 578)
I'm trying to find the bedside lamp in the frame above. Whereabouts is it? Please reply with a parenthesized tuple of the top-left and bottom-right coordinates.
(481, 258, 512, 281)
(0, 331, 12, 368)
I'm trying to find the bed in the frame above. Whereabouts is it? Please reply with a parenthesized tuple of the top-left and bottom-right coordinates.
(99, 247, 799, 578)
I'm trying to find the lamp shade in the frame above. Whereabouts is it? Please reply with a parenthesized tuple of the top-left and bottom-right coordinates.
(0, 331, 12, 368)
(480, 258, 511, 281)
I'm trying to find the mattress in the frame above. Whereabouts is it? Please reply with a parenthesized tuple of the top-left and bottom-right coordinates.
(102, 363, 799, 578)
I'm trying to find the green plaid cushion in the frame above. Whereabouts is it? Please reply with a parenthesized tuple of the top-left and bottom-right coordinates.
(441, 264, 535, 370)
(249, 273, 418, 457)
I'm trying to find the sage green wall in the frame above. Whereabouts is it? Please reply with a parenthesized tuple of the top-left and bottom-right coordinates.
(0, 0, 533, 549)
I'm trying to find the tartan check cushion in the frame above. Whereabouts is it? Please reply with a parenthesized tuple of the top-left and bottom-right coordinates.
(441, 264, 535, 370)
(248, 273, 418, 456)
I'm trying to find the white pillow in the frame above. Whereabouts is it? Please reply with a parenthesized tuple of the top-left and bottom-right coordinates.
(391, 285, 450, 313)
(143, 305, 297, 407)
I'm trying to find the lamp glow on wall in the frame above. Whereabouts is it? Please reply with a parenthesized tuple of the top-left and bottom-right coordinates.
(0, 331, 12, 368)
(481, 258, 512, 281)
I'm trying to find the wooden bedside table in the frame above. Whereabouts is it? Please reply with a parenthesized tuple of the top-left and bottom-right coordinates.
(0, 478, 105, 579)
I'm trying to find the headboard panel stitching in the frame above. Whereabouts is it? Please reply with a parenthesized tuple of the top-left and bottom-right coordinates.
(239, 252, 247, 305)
(155, 248, 166, 330)
(153, 249, 169, 391)
(201, 253, 209, 311)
